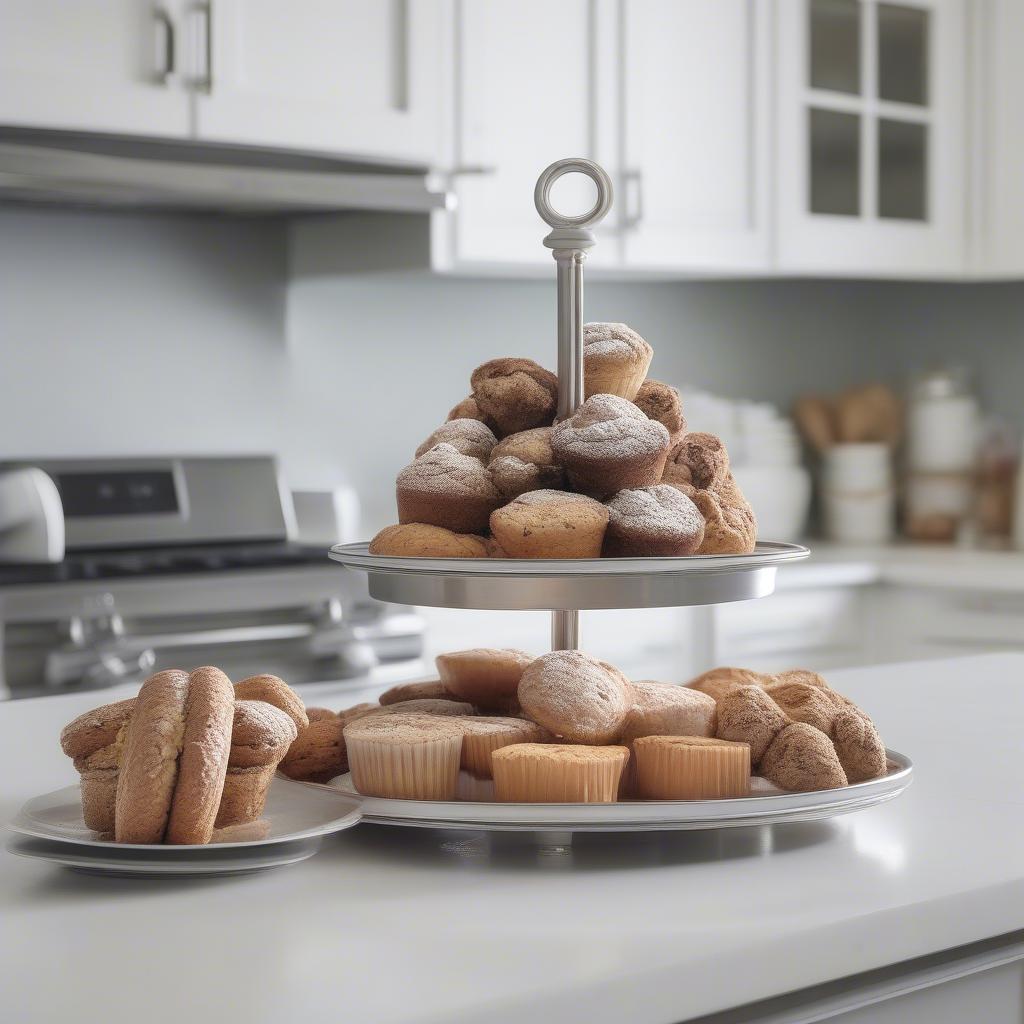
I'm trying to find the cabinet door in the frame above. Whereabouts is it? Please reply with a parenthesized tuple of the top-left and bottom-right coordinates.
(776, 0, 966, 276)
(971, 0, 1024, 276)
(620, 0, 771, 272)
(0, 0, 190, 137)
(442, 0, 619, 271)
(192, 0, 443, 163)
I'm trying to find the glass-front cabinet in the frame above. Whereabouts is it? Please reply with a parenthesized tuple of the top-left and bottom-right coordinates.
(775, 0, 966, 275)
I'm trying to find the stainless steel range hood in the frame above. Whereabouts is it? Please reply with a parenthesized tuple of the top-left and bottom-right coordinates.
(0, 131, 453, 214)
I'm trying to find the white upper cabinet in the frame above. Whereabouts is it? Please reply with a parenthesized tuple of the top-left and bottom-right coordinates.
(620, 0, 771, 273)
(441, 0, 617, 271)
(192, 0, 444, 163)
(970, 0, 1024, 277)
(0, 0, 190, 137)
(775, 0, 966, 276)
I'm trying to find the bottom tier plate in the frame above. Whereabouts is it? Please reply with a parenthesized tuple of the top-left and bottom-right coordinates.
(328, 750, 912, 832)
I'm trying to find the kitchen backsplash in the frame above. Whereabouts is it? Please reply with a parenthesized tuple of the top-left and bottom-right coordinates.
(3, 204, 1024, 532)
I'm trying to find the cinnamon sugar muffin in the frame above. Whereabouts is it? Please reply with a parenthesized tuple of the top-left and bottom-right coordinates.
(436, 648, 533, 707)
(415, 419, 498, 461)
(634, 380, 686, 448)
(447, 395, 498, 433)
(369, 523, 489, 559)
(518, 650, 632, 745)
(396, 443, 503, 534)
(551, 394, 671, 499)
(760, 722, 848, 792)
(663, 432, 730, 492)
(583, 322, 653, 401)
(470, 358, 559, 436)
(490, 489, 609, 558)
(603, 485, 705, 557)
(487, 427, 566, 497)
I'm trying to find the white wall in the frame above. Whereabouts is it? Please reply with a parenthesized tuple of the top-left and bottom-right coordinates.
(2, 205, 1024, 534)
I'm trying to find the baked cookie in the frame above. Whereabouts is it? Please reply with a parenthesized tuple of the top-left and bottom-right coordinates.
(518, 650, 632, 745)
(487, 427, 566, 498)
(583, 322, 653, 401)
(633, 380, 686, 449)
(469, 358, 559, 436)
(715, 685, 788, 765)
(489, 489, 609, 559)
(436, 648, 533, 707)
(760, 722, 848, 792)
(415, 418, 498, 461)
(551, 394, 671, 499)
(603, 485, 705, 557)
(396, 443, 503, 534)
(369, 523, 489, 559)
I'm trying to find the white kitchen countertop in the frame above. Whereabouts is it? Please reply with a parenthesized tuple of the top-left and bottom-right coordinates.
(777, 540, 1024, 592)
(2, 653, 1023, 1023)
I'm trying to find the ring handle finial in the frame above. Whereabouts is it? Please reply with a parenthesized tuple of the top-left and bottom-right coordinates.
(534, 157, 613, 232)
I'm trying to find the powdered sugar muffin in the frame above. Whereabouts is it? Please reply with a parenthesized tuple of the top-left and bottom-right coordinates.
(551, 394, 671, 499)
(518, 650, 632, 744)
(470, 358, 559, 436)
(415, 419, 498, 461)
(583, 322, 653, 401)
(603, 485, 705, 557)
(396, 443, 503, 534)
(490, 489, 609, 558)
(488, 427, 566, 497)
(633, 380, 686, 449)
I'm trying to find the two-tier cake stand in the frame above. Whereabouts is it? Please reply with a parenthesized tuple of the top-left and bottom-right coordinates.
(329, 158, 912, 833)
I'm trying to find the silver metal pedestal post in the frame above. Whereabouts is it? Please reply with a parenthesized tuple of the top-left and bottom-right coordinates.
(534, 158, 613, 653)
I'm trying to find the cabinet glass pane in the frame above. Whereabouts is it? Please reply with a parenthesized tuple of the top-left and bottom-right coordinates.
(809, 108, 860, 216)
(878, 118, 927, 220)
(810, 0, 861, 94)
(878, 4, 929, 105)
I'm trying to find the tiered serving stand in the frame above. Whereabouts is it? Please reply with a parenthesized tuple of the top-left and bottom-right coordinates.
(330, 159, 912, 833)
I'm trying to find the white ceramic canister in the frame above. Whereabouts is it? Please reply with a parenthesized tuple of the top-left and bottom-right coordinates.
(906, 368, 978, 474)
(822, 442, 895, 544)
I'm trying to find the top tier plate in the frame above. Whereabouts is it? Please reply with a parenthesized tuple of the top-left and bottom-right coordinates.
(329, 541, 809, 611)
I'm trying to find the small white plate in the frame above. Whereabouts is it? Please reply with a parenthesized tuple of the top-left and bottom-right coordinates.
(328, 750, 913, 833)
(6, 776, 361, 875)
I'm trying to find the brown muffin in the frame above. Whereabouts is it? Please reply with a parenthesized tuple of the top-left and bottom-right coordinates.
(278, 716, 347, 784)
(518, 650, 632, 745)
(715, 685, 788, 765)
(306, 707, 338, 723)
(691, 477, 758, 555)
(492, 743, 629, 803)
(470, 358, 559, 436)
(415, 419, 498, 461)
(490, 489, 609, 558)
(369, 523, 489, 559)
(450, 716, 551, 778)
(634, 380, 686, 448)
(436, 648, 533, 707)
(487, 427, 566, 497)
(687, 666, 768, 703)
(396, 443, 503, 534)
(234, 673, 308, 731)
(447, 395, 499, 433)
(551, 394, 671, 499)
(372, 698, 477, 718)
(583, 322, 653, 401)
(663, 432, 731, 492)
(620, 681, 717, 746)
(633, 736, 750, 800)
(760, 722, 848, 792)
(603, 485, 705, 557)
(378, 679, 458, 706)
(60, 698, 136, 761)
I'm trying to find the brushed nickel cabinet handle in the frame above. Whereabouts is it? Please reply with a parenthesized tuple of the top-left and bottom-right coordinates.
(153, 7, 175, 85)
(187, 1, 213, 93)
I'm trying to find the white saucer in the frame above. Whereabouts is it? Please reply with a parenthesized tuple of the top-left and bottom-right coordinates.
(6, 776, 361, 876)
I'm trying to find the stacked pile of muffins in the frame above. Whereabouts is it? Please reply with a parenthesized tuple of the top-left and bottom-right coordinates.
(369, 323, 757, 559)
(279, 650, 891, 803)
(60, 668, 307, 843)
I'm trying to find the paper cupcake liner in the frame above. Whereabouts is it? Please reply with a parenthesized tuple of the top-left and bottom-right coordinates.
(347, 732, 462, 800)
(455, 771, 496, 802)
(635, 740, 750, 800)
(493, 750, 627, 803)
(461, 725, 543, 778)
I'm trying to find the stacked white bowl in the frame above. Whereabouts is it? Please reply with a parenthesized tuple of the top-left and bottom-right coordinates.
(682, 390, 811, 542)
(821, 443, 895, 544)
